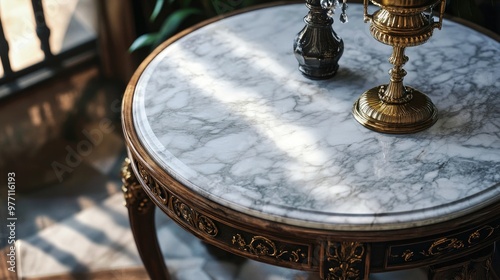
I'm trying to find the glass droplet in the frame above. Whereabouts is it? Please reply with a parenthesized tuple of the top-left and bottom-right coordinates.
(340, 13, 348, 23)
(320, 0, 332, 9)
(340, 2, 348, 23)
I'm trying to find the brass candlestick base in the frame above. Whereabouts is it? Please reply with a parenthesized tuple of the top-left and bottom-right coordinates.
(353, 85, 438, 133)
(353, 0, 446, 134)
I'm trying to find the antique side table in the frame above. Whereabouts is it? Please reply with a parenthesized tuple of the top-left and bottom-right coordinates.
(121, 3, 500, 280)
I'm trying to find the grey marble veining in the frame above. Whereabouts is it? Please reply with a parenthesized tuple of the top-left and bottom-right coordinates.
(132, 4, 500, 230)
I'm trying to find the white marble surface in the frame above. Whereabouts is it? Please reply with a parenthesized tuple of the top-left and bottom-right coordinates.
(132, 4, 500, 230)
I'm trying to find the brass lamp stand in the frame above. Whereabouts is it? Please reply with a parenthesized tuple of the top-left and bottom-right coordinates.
(352, 0, 446, 133)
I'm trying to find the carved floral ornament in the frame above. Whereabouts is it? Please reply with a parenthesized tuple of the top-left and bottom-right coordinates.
(123, 158, 219, 237)
(171, 197, 219, 237)
(121, 158, 153, 214)
(232, 234, 306, 263)
(325, 242, 366, 280)
(129, 159, 315, 265)
(390, 225, 499, 264)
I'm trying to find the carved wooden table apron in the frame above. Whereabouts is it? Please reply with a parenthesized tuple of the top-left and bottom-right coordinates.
(121, 3, 500, 280)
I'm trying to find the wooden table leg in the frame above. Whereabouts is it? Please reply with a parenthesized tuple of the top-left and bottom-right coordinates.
(121, 158, 170, 280)
(428, 245, 496, 280)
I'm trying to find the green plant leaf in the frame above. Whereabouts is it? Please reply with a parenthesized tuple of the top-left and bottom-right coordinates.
(150, 0, 165, 22)
(153, 8, 202, 47)
(150, 0, 179, 21)
(129, 33, 158, 52)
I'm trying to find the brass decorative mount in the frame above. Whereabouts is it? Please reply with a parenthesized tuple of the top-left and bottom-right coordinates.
(353, 0, 446, 134)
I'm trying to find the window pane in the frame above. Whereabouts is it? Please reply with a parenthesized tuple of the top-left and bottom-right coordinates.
(42, 0, 97, 54)
(0, 0, 44, 72)
(0, 0, 97, 72)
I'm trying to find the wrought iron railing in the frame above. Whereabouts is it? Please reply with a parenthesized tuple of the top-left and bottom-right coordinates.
(0, 0, 98, 99)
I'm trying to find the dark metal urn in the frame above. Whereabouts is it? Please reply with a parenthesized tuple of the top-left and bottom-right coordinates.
(293, 0, 344, 80)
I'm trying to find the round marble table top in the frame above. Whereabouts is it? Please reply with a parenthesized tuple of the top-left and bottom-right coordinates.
(131, 3, 500, 230)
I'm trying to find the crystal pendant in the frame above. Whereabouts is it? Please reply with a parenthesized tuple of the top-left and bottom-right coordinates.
(340, 1, 348, 23)
(327, 9, 334, 18)
(320, 0, 330, 9)
(321, 0, 348, 22)
(321, 0, 339, 18)
(320, 0, 338, 10)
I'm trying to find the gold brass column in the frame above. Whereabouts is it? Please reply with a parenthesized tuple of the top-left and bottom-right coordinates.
(352, 0, 446, 133)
